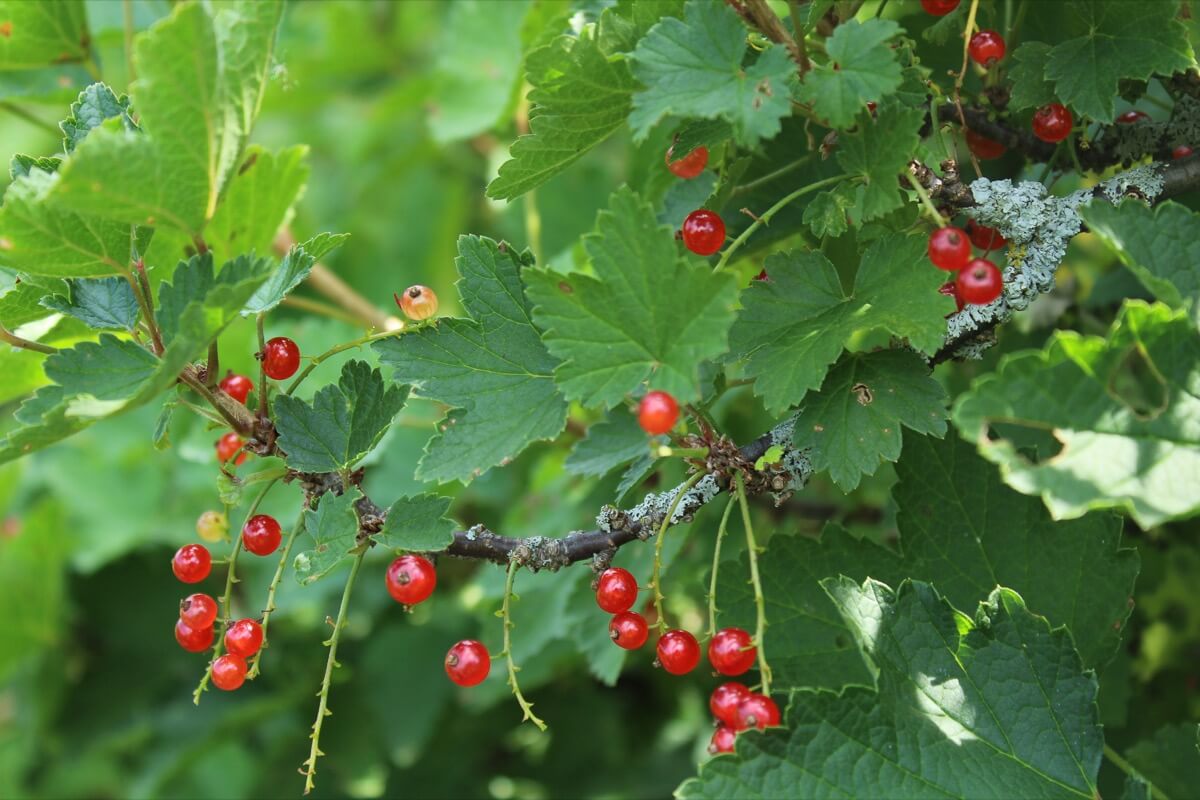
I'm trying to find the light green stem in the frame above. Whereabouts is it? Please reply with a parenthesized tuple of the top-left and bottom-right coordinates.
(707, 497, 738, 639)
(285, 328, 404, 396)
(1104, 745, 1171, 800)
(714, 174, 847, 271)
(734, 473, 772, 696)
(904, 171, 947, 227)
(247, 513, 306, 679)
(650, 472, 707, 634)
(501, 559, 547, 731)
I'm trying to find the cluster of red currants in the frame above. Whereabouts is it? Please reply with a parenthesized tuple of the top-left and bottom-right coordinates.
(665, 142, 728, 259)
(707, 681, 782, 755)
(927, 223, 1005, 309)
(213, 336, 302, 465)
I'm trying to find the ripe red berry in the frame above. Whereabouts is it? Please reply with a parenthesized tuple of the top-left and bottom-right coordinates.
(1032, 103, 1073, 143)
(180, 592, 218, 629)
(175, 619, 215, 652)
(261, 336, 300, 380)
(241, 514, 282, 556)
(754, 269, 769, 281)
(665, 144, 708, 179)
(224, 618, 264, 658)
(445, 640, 490, 686)
(709, 725, 737, 755)
(394, 285, 439, 321)
(211, 654, 248, 690)
(681, 209, 725, 256)
(1173, 145, 1194, 159)
(956, 258, 1004, 305)
(656, 629, 701, 675)
(708, 627, 757, 676)
(939, 280, 966, 313)
(637, 390, 679, 436)
(966, 220, 1006, 251)
(172, 544, 211, 583)
(386, 554, 437, 605)
(735, 693, 781, 731)
(710, 681, 751, 727)
(218, 373, 253, 404)
(1117, 110, 1149, 124)
(596, 567, 639, 613)
(609, 611, 650, 649)
(927, 227, 971, 271)
(215, 432, 247, 466)
(968, 30, 1005, 66)
(920, 0, 960, 14)
(965, 129, 1006, 160)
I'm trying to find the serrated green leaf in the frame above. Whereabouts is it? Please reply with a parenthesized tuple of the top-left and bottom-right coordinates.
(670, 118, 732, 156)
(565, 409, 647, 478)
(596, 0, 684, 54)
(795, 19, 903, 130)
(0, 386, 92, 464)
(656, 169, 716, 229)
(40, 276, 138, 330)
(920, 0, 967, 44)
(156, 252, 272, 346)
(801, 189, 851, 238)
(615, 450, 656, 502)
(629, 0, 793, 147)
(526, 187, 738, 407)
(793, 350, 947, 490)
(375, 236, 568, 484)
(273, 359, 408, 474)
(206, 144, 310, 263)
(0, 1, 89, 70)
(954, 301, 1200, 527)
(374, 494, 456, 552)
(0, 273, 64, 328)
(10, 154, 60, 180)
(293, 489, 362, 586)
(41, 333, 157, 401)
(1126, 723, 1200, 800)
(242, 232, 348, 317)
(836, 102, 923, 221)
(60, 83, 136, 153)
(728, 235, 953, 414)
(1008, 42, 1057, 111)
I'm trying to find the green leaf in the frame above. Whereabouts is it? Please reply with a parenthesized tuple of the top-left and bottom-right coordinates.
(10, 154, 61, 179)
(40, 277, 138, 330)
(273, 359, 408, 474)
(836, 102, 924, 221)
(801, 189, 851, 239)
(793, 350, 948, 490)
(526, 187, 738, 407)
(795, 19, 903, 130)
(953, 301, 1200, 527)
(729, 235, 953, 414)
(60, 83, 136, 153)
(1126, 723, 1200, 800)
(293, 489, 362, 586)
(242, 232, 348, 317)
(206, 145, 310, 263)
(680, 580, 1102, 799)
(1008, 42, 1057, 111)
(0, 273, 64, 328)
(374, 494, 456, 552)
(41, 333, 157, 402)
(629, 0, 793, 147)
(374, 236, 568, 484)
(1043, 0, 1193, 121)
(0, 1, 89, 69)
(156, 252, 272, 347)
(0, 386, 92, 464)
(0, 500, 68, 683)
(565, 409, 648, 478)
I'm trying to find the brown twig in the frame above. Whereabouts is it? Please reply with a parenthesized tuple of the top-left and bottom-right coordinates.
(273, 230, 397, 331)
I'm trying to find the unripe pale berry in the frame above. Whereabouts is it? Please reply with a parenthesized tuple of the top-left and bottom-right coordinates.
(395, 285, 439, 321)
(195, 510, 228, 542)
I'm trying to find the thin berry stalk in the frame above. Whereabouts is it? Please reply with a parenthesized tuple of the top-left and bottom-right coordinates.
(248, 512, 305, 679)
(734, 473, 772, 696)
(500, 558, 547, 731)
(650, 471, 707, 634)
(706, 497, 738, 639)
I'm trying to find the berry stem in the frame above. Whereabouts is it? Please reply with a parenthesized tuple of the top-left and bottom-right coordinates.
(706, 496, 738, 639)
(0, 323, 56, 354)
(731, 153, 813, 196)
(714, 173, 846, 271)
(654, 445, 710, 460)
(500, 558, 547, 731)
(247, 512, 306, 680)
(650, 471, 707, 634)
(256, 314, 269, 419)
(206, 342, 220, 389)
(285, 328, 403, 396)
(180, 369, 255, 436)
(303, 548, 365, 795)
(1103, 745, 1171, 800)
(904, 171, 947, 227)
(953, 0, 984, 179)
(734, 472, 772, 696)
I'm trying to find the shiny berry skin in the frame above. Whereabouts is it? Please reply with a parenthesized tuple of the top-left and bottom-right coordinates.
(637, 390, 679, 435)
(175, 619, 214, 652)
(596, 567, 639, 613)
(735, 693, 781, 731)
(708, 627, 757, 676)
(241, 514, 282, 556)
(968, 30, 1005, 66)
(1117, 110, 1149, 124)
(172, 544, 211, 583)
(445, 640, 490, 686)
(1032, 103, 1073, 143)
(224, 618, 264, 658)
(965, 130, 1006, 160)
(927, 227, 971, 272)
(1173, 145, 1194, 159)
(609, 611, 650, 649)
(920, 0, 959, 14)
(180, 593, 218, 629)
(395, 285, 439, 321)
(195, 510, 228, 543)
(710, 682, 752, 727)
(939, 280, 966, 313)
(681, 209, 725, 256)
(709, 725, 737, 755)
(215, 432, 247, 466)
(261, 336, 300, 380)
(966, 220, 1006, 251)
(665, 144, 708, 179)
(211, 654, 248, 691)
(656, 629, 701, 675)
(956, 258, 1004, 305)
(218, 373, 253, 404)
(386, 554, 437, 605)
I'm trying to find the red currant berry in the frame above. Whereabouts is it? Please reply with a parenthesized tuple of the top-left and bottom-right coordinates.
(939, 280, 966, 314)
(637, 390, 679, 436)
(211, 654, 248, 690)
(215, 432, 247, 466)
(1032, 103, 1073, 143)
(609, 611, 650, 649)
(710, 681, 751, 727)
(172, 544, 211, 583)
(665, 144, 708, 179)
(754, 269, 769, 281)
(920, 0, 960, 14)
(965, 129, 1006, 160)
(394, 285, 439, 321)
(180, 592, 218, 629)
(218, 373, 253, 404)
(656, 629, 701, 675)
(261, 336, 300, 380)
(927, 227, 971, 272)
(224, 618, 264, 658)
(708, 627, 757, 676)
(681, 209, 725, 256)
(735, 693, 781, 731)
(966, 220, 1006, 251)
(175, 619, 214, 652)
(709, 725, 737, 755)
(241, 514, 282, 556)
(1117, 110, 1149, 124)
(866, 101, 877, 116)
(445, 640, 490, 686)
(1173, 145, 1194, 160)
(956, 258, 1004, 305)
(386, 554, 437, 605)
(968, 30, 1005, 66)
(596, 567, 639, 613)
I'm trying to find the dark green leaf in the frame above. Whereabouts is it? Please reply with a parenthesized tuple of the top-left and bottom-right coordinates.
(375, 494, 456, 552)
(293, 489, 362, 586)
(836, 102, 924, 221)
(242, 232, 348, 317)
(1008, 42, 1057, 111)
(1126, 723, 1200, 800)
(42, 333, 157, 401)
(565, 409, 647, 478)
(795, 19, 903, 130)
(41, 276, 139, 330)
(60, 83, 136, 153)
